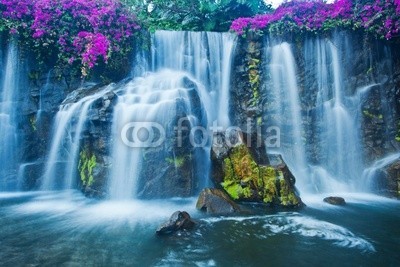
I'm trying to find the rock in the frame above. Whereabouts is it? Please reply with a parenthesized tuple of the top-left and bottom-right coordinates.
(138, 77, 206, 198)
(375, 160, 400, 198)
(196, 188, 241, 214)
(323, 196, 346, 206)
(156, 211, 195, 235)
(211, 131, 303, 208)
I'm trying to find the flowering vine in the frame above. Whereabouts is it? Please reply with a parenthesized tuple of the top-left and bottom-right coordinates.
(0, 0, 140, 76)
(231, 0, 400, 40)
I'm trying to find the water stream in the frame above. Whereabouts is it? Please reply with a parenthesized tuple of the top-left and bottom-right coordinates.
(0, 40, 20, 190)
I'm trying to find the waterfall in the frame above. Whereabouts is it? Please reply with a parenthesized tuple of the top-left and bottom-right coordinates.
(108, 70, 207, 199)
(267, 42, 308, 191)
(363, 153, 400, 191)
(0, 40, 20, 190)
(107, 31, 237, 199)
(151, 31, 236, 127)
(264, 36, 382, 194)
(41, 86, 112, 190)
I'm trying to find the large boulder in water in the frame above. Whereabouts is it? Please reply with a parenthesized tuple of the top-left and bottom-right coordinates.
(211, 131, 303, 208)
(156, 211, 195, 235)
(196, 188, 241, 214)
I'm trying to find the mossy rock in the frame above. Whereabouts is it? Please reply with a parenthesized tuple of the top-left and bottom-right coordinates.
(218, 144, 302, 208)
(78, 149, 97, 187)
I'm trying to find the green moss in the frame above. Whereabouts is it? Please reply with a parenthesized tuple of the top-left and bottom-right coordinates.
(221, 181, 242, 200)
(221, 145, 259, 200)
(29, 116, 37, 131)
(363, 110, 383, 120)
(220, 143, 299, 206)
(260, 166, 278, 204)
(257, 116, 262, 126)
(279, 178, 299, 206)
(78, 149, 97, 187)
(247, 54, 261, 107)
(396, 122, 400, 142)
(166, 156, 185, 168)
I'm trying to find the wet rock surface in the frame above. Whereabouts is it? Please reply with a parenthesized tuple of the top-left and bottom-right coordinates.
(156, 211, 195, 235)
(196, 188, 241, 214)
(211, 131, 303, 208)
(323, 196, 346, 206)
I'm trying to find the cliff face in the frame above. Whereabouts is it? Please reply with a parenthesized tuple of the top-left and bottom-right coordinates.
(231, 30, 400, 197)
(1, 30, 400, 198)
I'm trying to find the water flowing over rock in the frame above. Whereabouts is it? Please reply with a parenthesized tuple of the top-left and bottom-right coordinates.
(0, 40, 21, 190)
(231, 31, 400, 196)
(1, 29, 400, 201)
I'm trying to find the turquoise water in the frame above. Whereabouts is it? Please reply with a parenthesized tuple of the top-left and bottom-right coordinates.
(0, 191, 399, 266)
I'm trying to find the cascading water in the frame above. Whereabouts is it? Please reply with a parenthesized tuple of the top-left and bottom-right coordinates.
(363, 153, 400, 191)
(41, 86, 112, 190)
(0, 40, 20, 190)
(108, 70, 207, 199)
(265, 36, 382, 194)
(151, 31, 236, 127)
(107, 31, 236, 199)
(267, 42, 309, 192)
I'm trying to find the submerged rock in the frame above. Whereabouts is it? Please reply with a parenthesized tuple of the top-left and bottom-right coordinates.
(211, 131, 303, 208)
(323, 196, 346, 206)
(196, 188, 241, 214)
(156, 211, 195, 235)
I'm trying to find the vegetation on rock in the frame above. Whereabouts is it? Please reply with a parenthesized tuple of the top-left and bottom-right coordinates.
(78, 149, 97, 187)
(220, 144, 302, 207)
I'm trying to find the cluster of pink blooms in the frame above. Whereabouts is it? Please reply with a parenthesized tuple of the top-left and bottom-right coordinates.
(1, 0, 140, 70)
(231, 0, 400, 40)
(356, 0, 400, 39)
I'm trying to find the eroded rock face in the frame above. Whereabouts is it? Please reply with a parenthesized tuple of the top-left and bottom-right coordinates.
(375, 160, 400, 198)
(156, 211, 195, 235)
(196, 188, 241, 214)
(211, 131, 303, 208)
(77, 86, 118, 198)
(138, 81, 206, 199)
(323, 196, 346, 206)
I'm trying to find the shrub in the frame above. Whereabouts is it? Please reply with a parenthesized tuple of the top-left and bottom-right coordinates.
(0, 0, 141, 76)
(231, 0, 400, 40)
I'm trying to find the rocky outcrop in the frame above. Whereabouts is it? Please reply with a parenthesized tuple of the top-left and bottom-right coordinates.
(375, 160, 400, 198)
(138, 77, 206, 198)
(323, 196, 346, 206)
(156, 211, 195, 235)
(211, 131, 303, 208)
(196, 188, 241, 214)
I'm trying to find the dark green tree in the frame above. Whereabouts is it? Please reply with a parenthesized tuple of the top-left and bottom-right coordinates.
(122, 0, 272, 31)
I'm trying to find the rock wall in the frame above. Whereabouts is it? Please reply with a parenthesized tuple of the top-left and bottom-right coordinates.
(2, 29, 400, 199)
(230, 30, 400, 197)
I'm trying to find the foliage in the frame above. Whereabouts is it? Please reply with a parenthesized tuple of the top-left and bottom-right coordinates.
(231, 0, 400, 40)
(122, 0, 271, 32)
(0, 0, 141, 76)
(78, 149, 97, 187)
(166, 156, 186, 168)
